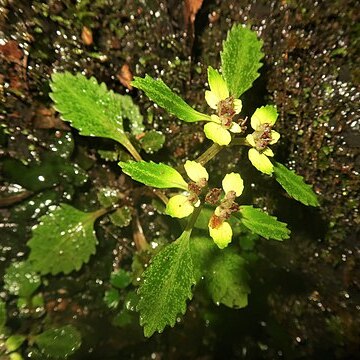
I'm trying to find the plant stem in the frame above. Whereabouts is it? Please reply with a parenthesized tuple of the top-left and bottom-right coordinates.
(125, 140, 143, 162)
(185, 205, 202, 232)
(153, 189, 169, 204)
(133, 212, 150, 251)
(231, 138, 248, 146)
(195, 137, 249, 166)
(196, 143, 223, 166)
(92, 206, 111, 220)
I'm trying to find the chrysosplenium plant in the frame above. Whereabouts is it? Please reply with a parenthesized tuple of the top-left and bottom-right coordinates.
(11, 25, 319, 343)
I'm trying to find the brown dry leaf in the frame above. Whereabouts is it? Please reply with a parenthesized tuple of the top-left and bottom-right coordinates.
(185, 0, 204, 26)
(117, 64, 133, 90)
(0, 40, 23, 63)
(32, 106, 70, 130)
(81, 26, 93, 46)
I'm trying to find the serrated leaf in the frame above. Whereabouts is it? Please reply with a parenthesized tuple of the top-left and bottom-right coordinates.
(104, 289, 120, 309)
(50, 72, 140, 160)
(0, 300, 6, 332)
(239, 206, 290, 241)
(118, 94, 145, 135)
(97, 149, 120, 161)
(28, 204, 106, 275)
(119, 161, 188, 190)
(109, 206, 132, 227)
(221, 25, 264, 98)
(4, 261, 41, 298)
(207, 249, 250, 308)
(137, 231, 195, 337)
(97, 187, 122, 207)
(273, 162, 320, 206)
(140, 130, 165, 153)
(132, 75, 211, 122)
(34, 325, 81, 358)
(110, 269, 132, 289)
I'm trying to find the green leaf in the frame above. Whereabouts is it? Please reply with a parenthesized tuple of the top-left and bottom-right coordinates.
(97, 187, 122, 207)
(190, 235, 217, 282)
(97, 149, 121, 162)
(273, 162, 320, 206)
(193, 207, 214, 230)
(112, 309, 133, 328)
(4, 261, 41, 298)
(104, 289, 120, 309)
(221, 25, 264, 98)
(207, 249, 250, 308)
(109, 206, 132, 227)
(132, 75, 210, 122)
(118, 94, 145, 135)
(34, 325, 81, 358)
(5, 334, 26, 352)
(119, 161, 188, 190)
(50, 72, 140, 160)
(110, 269, 132, 289)
(239, 206, 290, 241)
(0, 300, 6, 332)
(140, 130, 165, 153)
(137, 231, 195, 337)
(28, 204, 106, 275)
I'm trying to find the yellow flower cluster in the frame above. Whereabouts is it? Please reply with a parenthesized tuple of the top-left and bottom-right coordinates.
(166, 161, 243, 249)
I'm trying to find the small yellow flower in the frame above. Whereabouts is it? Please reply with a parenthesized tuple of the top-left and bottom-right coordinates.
(166, 194, 196, 219)
(203, 67, 242, 146)
(209, 221, 233, 249)
(166, 161, 208, 218)
(208, 172, 243, 249)
(246, 105, 280, 175)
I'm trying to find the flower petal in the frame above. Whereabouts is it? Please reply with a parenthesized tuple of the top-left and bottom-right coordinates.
(263, 147, 274, 157)
(250, 105, 278, 130)
(204, 122, 231, 146)
(184, 160, 209, 182)
(205, 90, 219, 110)
(234, 99, 242, 114)
(270, 130, 280, 144)
(246, 134, 256, 147)
(222, 172, 244, 197)
(209, 221, 233, 249)
(166, 194, 194, 218)
(207, 66, 229, 102)
(229, 122, 242, 133)
(248, 148, 274, 175)
(210, 114, 221, 124)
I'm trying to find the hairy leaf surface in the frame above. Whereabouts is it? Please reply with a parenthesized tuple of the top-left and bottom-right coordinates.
(239, 206, 290, 240)
(119, 161, 188, 190)
(132, 75, 210, 122)
(221, 25, 264, 98)
(137, 231, 195, 337)
(4, 261, 41, 298)
(28, 204, 105, 275)
(207, 250, 250, 308)
(34, 325, 81, 358)
(50, 72, 140, 158)
(274, 162, 320, 206)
